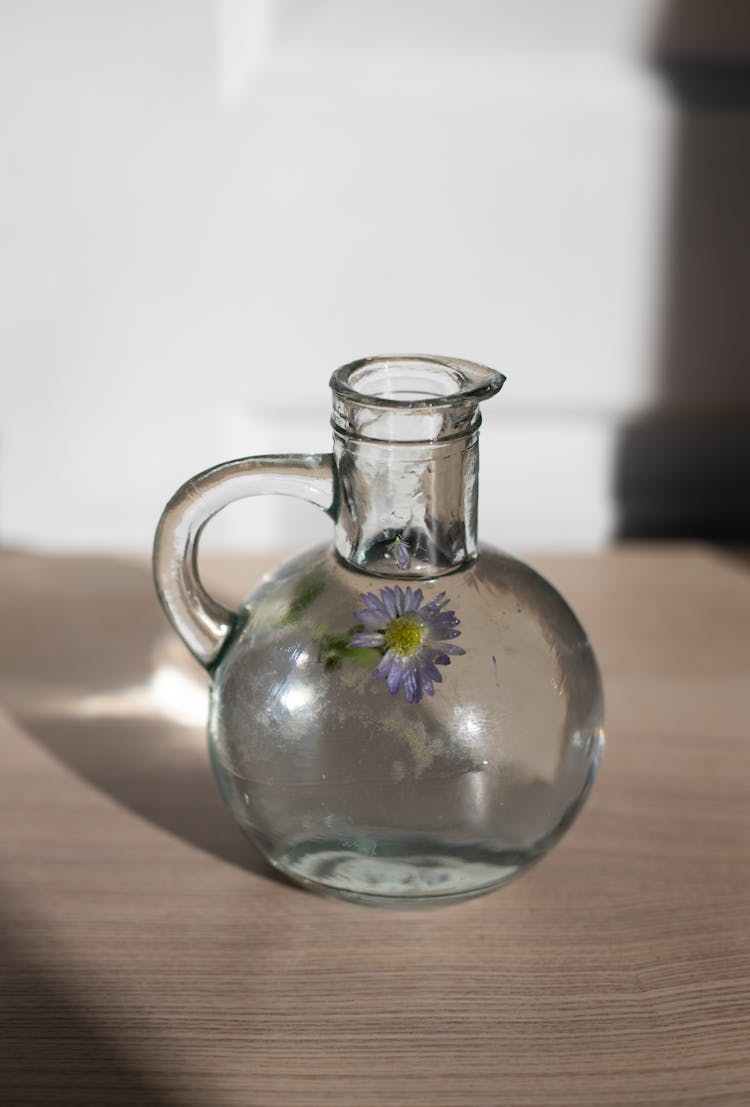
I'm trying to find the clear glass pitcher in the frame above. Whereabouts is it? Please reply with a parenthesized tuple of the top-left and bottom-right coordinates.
(153, 355, 604, 908)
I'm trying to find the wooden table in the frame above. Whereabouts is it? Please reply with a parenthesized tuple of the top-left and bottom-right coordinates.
(0, 546, 748, 1106)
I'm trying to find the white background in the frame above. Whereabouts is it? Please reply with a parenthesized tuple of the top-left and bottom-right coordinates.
(0, 1, 705, 553)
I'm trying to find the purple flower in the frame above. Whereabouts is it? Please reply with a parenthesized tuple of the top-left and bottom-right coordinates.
(388, 537, 411, 570)
(346, 586, 465, 704)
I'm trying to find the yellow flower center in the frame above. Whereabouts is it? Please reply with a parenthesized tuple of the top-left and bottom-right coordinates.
(385, 616, 424, 658)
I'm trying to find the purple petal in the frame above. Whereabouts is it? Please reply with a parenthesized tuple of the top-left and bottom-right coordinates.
(381, 588, 399, 619)
(424, 592, 447, 614)
(425, 610, 459, 628)
(429, 606, 458, 621)
(427, 614, 460, 632)
(406, 587, 423, 613)
(421, 660, 443, 683)
(425, 604, 458, 621)
(386, 656, 407, 695)
(395, 542, 411, 569)
(361, 592, 388, 616)
(432, 628, 462, 640)
(347, 632, 385, 648)
(439, 643, 466, 656)
(355, 608, 388, 629)
(403, 666, 422, 703)
(373, 651, 394, 680)
(417, 659, 436, 696)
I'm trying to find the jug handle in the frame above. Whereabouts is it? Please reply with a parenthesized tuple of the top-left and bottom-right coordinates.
(153, 453, 337, 669)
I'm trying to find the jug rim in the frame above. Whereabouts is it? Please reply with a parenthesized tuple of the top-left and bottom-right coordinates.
(331, 354, 505, 410)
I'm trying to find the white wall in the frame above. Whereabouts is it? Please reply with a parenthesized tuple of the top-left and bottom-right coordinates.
(0, 0, 674, 552)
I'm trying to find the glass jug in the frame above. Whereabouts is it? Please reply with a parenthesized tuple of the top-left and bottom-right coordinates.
(154, 355, 604, 908)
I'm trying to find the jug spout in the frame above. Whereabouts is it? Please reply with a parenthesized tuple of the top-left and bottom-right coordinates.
(330, 355, 505, 577)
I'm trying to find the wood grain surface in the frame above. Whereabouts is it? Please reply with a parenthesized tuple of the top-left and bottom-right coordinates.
(0, 545, 748, 1107)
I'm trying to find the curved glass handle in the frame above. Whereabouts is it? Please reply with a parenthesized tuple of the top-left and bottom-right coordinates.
(153, 453, 337, 669)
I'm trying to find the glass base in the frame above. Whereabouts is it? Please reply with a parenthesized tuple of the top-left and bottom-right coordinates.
(267, 835, 533, 909)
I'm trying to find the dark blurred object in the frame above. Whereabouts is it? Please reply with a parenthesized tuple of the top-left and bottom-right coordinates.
(616, 0, 750, 540)
(616, 417, 749, 539)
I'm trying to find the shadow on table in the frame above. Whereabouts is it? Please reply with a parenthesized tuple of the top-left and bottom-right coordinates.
(0, 550, 282, 884)
(0, 909, 184, 1107)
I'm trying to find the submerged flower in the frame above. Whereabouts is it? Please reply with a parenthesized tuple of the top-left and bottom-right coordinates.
(346, 586, 465, 704)
(387, 536, 412, 570)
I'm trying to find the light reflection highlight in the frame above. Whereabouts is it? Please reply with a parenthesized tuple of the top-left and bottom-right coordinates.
(31, 664, 209, 729)
(281, 684, 314, 713)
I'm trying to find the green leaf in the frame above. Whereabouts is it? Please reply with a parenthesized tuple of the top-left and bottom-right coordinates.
(317, 628, 382, 671)
(281, 571, 326, 626)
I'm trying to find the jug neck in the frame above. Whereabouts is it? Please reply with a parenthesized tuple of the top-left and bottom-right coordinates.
(329, 355, 504, 578)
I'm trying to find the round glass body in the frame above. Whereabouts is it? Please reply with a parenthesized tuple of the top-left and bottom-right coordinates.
(209, 542, 604, 908)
